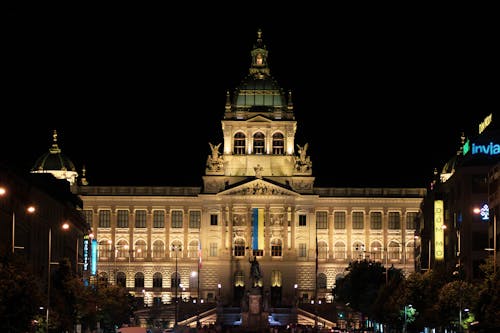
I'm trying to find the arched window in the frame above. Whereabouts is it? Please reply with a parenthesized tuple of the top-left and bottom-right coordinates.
(253, 132, 265, 154)
(406, 241, 414, 259)
(234, 270, 245, 287)
(234, 239, 246, 257)
(317, 273, 327, 289)
(152, 240, 165, 258)
(171, 272, 181, 289)
(170, 240, 182, 259)
(99, 239, 111, 258)
(272, 132, 284, 155)
(318, 241, 328, 259)
(233, 132, 246, 154)
(189, 240, 199, 259)
(271, 238, 282, 257)
(153, 272, 163, 288)
(271, 270, 282, 287)
(116, 240, 129, 258)
(388, 241, 400, 260)
(369, 241, 383, 260)
(135, 240, 147, 258)
(116, 271, 126, 287)
(352, 241, 365, 259)
(99, 272, 108, 286)
(334, 242, 346, 259)
(135, 272, 144, 288)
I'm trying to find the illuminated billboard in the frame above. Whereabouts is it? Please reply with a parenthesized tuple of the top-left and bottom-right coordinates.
(434, 200, 444, 260)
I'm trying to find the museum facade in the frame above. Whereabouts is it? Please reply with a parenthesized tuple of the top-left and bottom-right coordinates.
(34, 30, 426, 308)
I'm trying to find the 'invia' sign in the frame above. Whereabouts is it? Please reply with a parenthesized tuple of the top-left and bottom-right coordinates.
(463, 141, 500, 156)
(471, 142, 500, 155)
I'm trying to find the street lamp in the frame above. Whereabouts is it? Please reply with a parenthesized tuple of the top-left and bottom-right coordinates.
(172, 244, 181, 327)
(294, 283, 298, 306)
(0, 186, 36, 253)
(46, 222, 70, 332)
(475, 205, 497, 275)
(403, 304, 412, 333)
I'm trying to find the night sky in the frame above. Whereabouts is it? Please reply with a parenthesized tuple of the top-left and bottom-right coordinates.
(3, 5, 497, 188)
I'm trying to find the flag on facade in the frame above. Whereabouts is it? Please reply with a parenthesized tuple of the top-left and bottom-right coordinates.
(252, 208, 265, 252)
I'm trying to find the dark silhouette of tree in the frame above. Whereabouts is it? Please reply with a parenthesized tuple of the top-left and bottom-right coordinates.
(474, 257, 500, 331)
(335, 259, 398, 319)
(52, 258, 79, 332)
(0, 254, 43, 332)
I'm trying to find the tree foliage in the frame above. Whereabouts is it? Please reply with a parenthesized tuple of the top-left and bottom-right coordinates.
(335, 260, 398, 318)
(0, 255, 43, 333)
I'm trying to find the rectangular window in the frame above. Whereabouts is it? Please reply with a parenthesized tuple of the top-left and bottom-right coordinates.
(406, 212, 417, 230)
(334, 212, 346, 229)
(370, 212, 382, 230)
(83, 210, 93, 225)
(153, 210, 165, 228)
(117, 209, 129, 228)
(316, 211, 328, 229)
(189, 210, 201, 229)
(210, 214, 218, 226)
(135, 210, 147, 228)
(298, 243, 307, 258)
(98, 210, 111, 228)
(234, 245, 245, 257)
(298, 215, 307, 227)
(210, 242, 218, 257)
(271, 245, 282, 257)
(171, 210, 183, 228)
(388, 212, 401, 230)
(352, 212, 364, 229)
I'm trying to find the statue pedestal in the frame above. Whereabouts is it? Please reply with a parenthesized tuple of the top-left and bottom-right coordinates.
(241, 288, 269, 331)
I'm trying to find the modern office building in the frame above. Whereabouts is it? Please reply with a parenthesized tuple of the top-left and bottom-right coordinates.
(415, 113, 499, 281)
(0, 162, 89, 305)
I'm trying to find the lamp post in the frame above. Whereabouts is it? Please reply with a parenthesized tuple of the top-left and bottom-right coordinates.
(172, 244, 181, 327)
(476, 206, 497, 275)
(491, 212, 497, 275)
(0, 187, 36, 253)
(294, 283, 298, 306)
(47, 222, 70, 332)
(12, 205, 36, 253)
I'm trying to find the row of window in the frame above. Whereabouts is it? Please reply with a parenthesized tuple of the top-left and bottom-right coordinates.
(312, 211, 418, 230)
(98, 238, 414, 260)
(233, 132, 285, 155)
(100, 270, 333, 290)
(87, 209, 418, 230)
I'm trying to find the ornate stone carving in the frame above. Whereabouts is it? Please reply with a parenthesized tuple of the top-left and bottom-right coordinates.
(294, 143, 312, 173)
(206, 142, 224, 172)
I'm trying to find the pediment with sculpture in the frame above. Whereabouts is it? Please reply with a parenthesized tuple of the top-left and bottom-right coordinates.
(218, 179, 298, 196)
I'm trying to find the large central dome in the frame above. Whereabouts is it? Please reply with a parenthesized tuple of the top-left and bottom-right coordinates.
(229, 29, 291, 115)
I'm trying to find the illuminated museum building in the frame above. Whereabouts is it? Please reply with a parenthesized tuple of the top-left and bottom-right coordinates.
(34, 31, 428, 307)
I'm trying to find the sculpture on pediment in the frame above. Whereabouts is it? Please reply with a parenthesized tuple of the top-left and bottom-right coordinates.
(207, 142, 224, 172)
(254, 164, 263, 179)
(295, 143, 312, 172)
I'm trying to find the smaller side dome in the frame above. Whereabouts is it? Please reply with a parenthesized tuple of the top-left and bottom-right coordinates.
(31, 130, 78, 185)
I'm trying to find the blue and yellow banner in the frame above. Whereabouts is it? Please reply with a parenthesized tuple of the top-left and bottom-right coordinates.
(252, 208, 265, 251)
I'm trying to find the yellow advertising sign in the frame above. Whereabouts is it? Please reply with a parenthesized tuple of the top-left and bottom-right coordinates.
(434, 200, 444, 260)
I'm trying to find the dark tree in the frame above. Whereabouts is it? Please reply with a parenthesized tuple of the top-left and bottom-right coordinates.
(0, 255, 43, 332)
